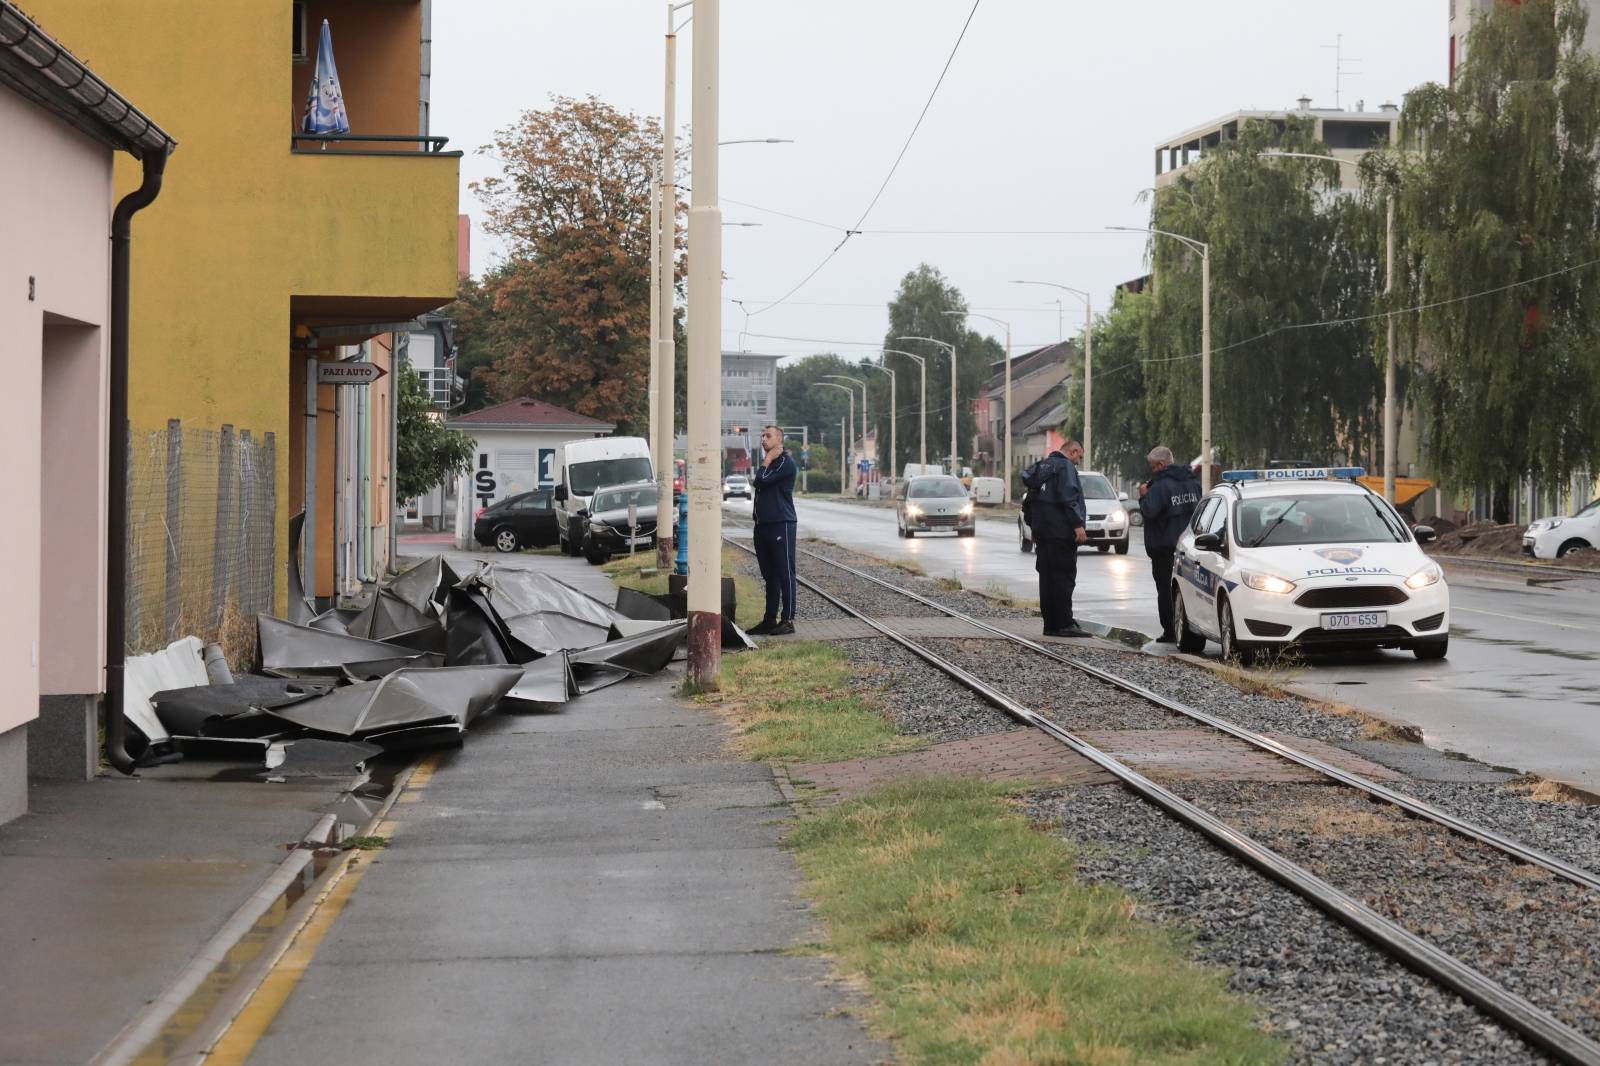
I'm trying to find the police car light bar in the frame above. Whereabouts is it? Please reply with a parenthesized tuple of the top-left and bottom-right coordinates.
(1221, 467, 1366, 483)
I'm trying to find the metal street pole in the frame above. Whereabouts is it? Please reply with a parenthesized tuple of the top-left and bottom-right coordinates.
(838, 418, 846, 494)
(685, 0, 720, 685)
(1009, 281, 1092, 471)
(648, 157, 660, 518)
(860, 363, 895, 493)
(824, 374, 867, 487)
(1261, 149, 1396, 502)
(656, 4, 685, 568)
(815, 382, 853, 494)
(880, 348, 925, 472)
(946, 311, 1011, 501)
(897, 336, 956, 473)
(1105, 229, 1210, 490)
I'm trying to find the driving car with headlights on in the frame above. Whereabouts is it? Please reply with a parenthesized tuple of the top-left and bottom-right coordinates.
(1019, 470, 1131, 554)
(1523, 497, 1599, 559)
(572, 481, 658, 565)
(898, 475, 976, 537)
(1170, 467, 1448, 664)
(723, 474, 751, 500)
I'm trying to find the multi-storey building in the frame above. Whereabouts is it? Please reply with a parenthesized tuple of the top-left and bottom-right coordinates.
(720, 351, 781, 435)
(1155, 98, 1397, 191)
(1449, 0, 1600, 82)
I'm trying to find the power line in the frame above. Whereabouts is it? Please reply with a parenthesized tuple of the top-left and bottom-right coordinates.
(748, 0, 984, 317)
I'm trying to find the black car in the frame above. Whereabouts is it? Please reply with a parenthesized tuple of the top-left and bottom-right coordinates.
(572, 481, 658, 565)
(473, 489, 559, 553)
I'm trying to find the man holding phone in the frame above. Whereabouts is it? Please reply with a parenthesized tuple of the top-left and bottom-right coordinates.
(748, 425, 798, 636)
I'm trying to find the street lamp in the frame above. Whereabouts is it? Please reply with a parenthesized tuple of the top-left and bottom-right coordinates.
(880, 349, 927, 471)
(1108, 225, 1212, 491)
(944, 310, 1012, 502)
(1263, 149, 1398, 503)
(813, 382, 854, 497)
(684, 0, 721, 685)
(654, 1, 691, 570)
(859, 362, 895, 491)
(1009, 281, 1093, 472)
(896, 335, 958, 475)
(824, 374, 868, 489)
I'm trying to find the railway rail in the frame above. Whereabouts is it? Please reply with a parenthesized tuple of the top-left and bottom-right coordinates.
(724, 533, 1600, 1066)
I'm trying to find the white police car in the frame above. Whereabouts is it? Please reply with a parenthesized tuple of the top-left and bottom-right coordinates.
(1171, 467, 1449, 664)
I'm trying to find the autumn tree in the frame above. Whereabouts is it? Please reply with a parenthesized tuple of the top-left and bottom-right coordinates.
(1386, 0, 1600, 496)
(462, 95, 677, 433)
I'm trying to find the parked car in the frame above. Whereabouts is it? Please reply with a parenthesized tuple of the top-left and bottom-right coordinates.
(1523, 498, 1600, 559)
(571, 481, 658, 565)
(723, 474, 751, 500)
(1017, 471, 1131, 554)
(553, 436, 653, 556)
(473, 489, 559, 553)
(898, 475, 975, 537)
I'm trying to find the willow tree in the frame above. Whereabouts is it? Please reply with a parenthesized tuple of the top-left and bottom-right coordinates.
(1082, 287, 1156, 482)
(1141, 117, 1385, 467)
(1389, 0, 1600, 494)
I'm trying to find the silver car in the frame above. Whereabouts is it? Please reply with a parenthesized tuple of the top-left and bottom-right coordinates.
(898, 475, 976, 538)
(1018, 470, 1133, 554)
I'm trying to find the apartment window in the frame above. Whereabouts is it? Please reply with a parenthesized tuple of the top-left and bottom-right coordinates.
(292, 1, 308, 60)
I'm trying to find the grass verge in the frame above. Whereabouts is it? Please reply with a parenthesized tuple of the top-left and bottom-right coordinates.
(601, 546, 765, 630)
(697, 640, 922, 763)
(788, 776, 1287, 1065)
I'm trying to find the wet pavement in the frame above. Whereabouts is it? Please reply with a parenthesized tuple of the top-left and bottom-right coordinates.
(738, 497, 1600, 792)
(241, 547, 885, 1066)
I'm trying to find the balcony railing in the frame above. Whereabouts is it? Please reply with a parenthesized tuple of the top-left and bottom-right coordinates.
(291, 133, 460, 156)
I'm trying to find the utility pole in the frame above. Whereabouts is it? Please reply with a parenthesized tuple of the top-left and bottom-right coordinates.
(685, 0, 719, 685)
(896, 336, 956, 474)
(814, 382, 853, 494)
(656, 4, 685, 568)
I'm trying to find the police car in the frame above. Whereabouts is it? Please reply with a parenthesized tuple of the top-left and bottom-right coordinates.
(1171, 467, 1449, 664)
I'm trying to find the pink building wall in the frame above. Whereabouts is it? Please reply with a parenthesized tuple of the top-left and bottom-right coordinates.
(0, 91, 114, 747)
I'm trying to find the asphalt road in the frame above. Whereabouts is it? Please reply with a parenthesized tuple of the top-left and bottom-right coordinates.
(728, 496, 1600, 792)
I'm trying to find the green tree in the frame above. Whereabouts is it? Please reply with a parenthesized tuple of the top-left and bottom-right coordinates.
(1142, 118, 1384, 467)
(396, 366, 476, 500)
(461, 95, 679, 434)
(883, 264, 1003, 472)
(1083, 288, 1157, 482)
(1388, 0, 1600, 494)
(776, 353, 859, 440)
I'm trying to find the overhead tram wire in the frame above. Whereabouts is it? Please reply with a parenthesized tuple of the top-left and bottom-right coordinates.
(746, 0, 985, 318)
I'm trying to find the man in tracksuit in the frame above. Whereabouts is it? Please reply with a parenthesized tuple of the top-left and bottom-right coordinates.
(1020, 436, 1089, 638)
(1138, 445, 1201, 643)
(748, 424, 798, 636)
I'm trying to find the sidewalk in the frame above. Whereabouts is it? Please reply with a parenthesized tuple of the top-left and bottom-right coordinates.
(0, 759, 357, 1065)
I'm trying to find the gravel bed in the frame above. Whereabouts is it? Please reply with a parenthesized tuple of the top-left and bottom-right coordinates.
(799, 539, 1035, 619)
(837, 639, 1016, 743)
(1187, 780, 1600, 1043)
(919, 638, 1187, 732)
(1406, 781, 1600, 881)
(725, 541, 851, 621)
(1029, 785, 1546, 1065)
(1059, 644, 1368, 744)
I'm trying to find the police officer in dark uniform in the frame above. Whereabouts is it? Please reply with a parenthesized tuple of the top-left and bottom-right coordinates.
(1138, 445, 1201, 643)
(1020, 434, 1089, 638)
(748, 424, 798, 636)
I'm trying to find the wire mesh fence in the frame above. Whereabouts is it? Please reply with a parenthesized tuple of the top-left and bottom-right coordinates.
(126, 420, 276, 660)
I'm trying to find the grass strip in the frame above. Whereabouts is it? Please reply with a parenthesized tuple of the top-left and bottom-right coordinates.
(788, 776, 1287, 1065)
(700, 640, 922, 763)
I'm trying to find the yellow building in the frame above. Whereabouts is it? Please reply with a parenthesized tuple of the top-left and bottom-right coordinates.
(27, 0, 459, 624)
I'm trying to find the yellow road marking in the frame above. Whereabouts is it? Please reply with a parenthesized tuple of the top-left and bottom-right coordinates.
(201, 757, 440, 1064)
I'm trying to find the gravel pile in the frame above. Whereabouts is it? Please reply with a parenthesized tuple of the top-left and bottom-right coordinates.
(1030, 785, 1546, 1065)
(920, 638, 1187, 732)
(1187, 780, 1600, 1043)
(1061, 645, 1368, 744)
(1406, 781, 1600, 879)
(838, 639, 1015, 743)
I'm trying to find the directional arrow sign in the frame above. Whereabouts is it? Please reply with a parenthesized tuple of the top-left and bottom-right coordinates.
(317, 361, 388, 386)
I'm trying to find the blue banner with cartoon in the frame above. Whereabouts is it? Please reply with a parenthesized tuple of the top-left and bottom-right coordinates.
(302, 20, 349, 135)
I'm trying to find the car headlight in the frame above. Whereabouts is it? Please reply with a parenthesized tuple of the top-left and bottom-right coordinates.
(1547, 519, 1564, 531)
(1241, 570, 1297, 595)
(1107, 510, 1127, 527)
(1404, 562, 1443, 590)
(905, 504, 922, 517)
(960, 502, 974, 516)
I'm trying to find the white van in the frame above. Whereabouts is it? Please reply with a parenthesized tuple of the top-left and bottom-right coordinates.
(553, 436, 653, 555)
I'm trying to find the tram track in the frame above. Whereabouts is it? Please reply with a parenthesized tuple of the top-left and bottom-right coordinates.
(724, 532, 1600, 1065)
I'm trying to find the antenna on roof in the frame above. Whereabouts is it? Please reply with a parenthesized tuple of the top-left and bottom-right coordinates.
(1322, 34, 1363, 109)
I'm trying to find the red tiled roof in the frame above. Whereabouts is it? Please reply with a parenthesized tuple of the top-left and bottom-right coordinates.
(447, 398, 615, 429)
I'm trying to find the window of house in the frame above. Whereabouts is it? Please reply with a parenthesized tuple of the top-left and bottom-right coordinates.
(292, 1, 308, 60)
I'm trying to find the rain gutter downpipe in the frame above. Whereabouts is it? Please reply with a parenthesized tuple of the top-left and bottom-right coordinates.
(106, 147, 170, 775)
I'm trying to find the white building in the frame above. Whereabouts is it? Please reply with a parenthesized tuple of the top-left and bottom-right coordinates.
(721, 351, 780, 435)
(446, 398, 614, 519)
(1155, 98, 1398, 190)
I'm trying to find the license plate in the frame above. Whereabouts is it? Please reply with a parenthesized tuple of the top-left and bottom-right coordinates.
(1321, 611, 1386, 630)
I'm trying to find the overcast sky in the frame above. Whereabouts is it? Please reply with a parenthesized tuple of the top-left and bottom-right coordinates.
(432, 0, 1444, 361)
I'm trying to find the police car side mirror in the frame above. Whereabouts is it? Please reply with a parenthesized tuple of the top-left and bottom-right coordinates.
(1193, 531, 1224, 552)
(554, 484, 568, 503)
(1413, 524, 1437, 544)
(1118, 491, 1130, 501)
